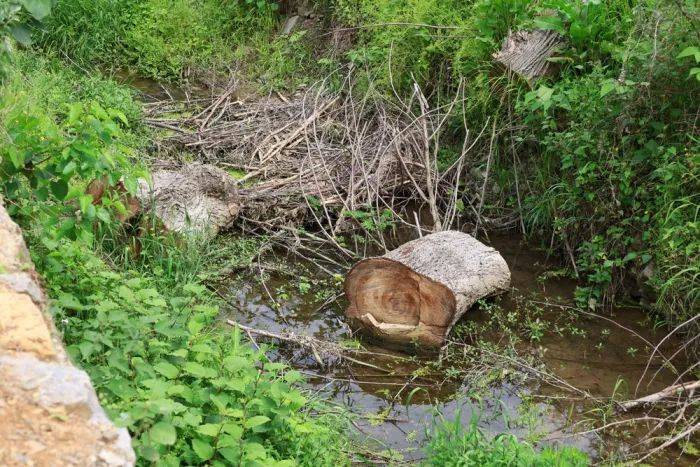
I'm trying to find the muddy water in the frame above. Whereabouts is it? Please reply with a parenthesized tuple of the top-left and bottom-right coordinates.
(217, 234, 686, 463)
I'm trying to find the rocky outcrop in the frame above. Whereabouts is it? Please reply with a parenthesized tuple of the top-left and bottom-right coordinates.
(0, 199, 135, 466)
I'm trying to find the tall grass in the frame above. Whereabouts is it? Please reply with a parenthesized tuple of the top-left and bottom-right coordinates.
(424, 412, 588, 466)
(35, 0, 297, 83)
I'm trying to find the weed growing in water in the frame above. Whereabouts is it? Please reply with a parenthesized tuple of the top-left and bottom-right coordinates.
(424, 410, 588, 466)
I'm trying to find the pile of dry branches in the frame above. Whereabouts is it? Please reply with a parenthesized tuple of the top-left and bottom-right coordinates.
(144, 73, 495, 261)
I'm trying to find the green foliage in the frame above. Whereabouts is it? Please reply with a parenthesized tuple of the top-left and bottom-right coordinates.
(0, 52, 147, 243)
(336, 0, 478, 92)
(2, 48, 349, 466)
(514, 3, 699, 315)
(35, 0, 137, 70)
(677, 45, 700, 81)
(124, 0, 236, 81)
(33, 240, 349, 465)
(344, 207, 395, 233)
(0, 80, 143, 243)
(424, 412, 588, 466)
(0, 0, 52, 77)
(37, 0, 294, 82)
(533, 0, 636, 60)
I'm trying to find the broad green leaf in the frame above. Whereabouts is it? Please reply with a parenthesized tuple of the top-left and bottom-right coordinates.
(57, 293, 84, 310)
(79, 194, 93, 214)
(244, 442, 267, 460)
(50, 180, 69, 200)
(21, 0, 51, 20)
(190, 343, 215, 354)
(244, 415, 270, 429)
(62, 160, 77, 175)
(183, 362, 217, 379)
(149, 421, 177, 446)
(533, 16, 565, 33)
(196, 423, 222, 437)
(192, 438, 215, 461)
(154, 361, 179, 379)
(600, 80, 615, 97)
(222, 423, 243, 439)
(536, 86, 554, 102)
(677, 46, 700, 60)
(218, 447, 240, 463)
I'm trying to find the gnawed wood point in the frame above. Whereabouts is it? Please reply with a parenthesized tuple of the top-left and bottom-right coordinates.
(344, 231, 511, 347)
(494, 29, 565, 81)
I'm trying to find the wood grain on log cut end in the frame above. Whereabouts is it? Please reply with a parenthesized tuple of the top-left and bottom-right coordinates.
(345, 258, 455, 347)
(344, 231, 511, 348)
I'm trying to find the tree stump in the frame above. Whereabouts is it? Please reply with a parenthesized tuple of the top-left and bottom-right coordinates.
(136, 164, 241, 236)
(494, 29, 565, 81)
(344, 231, 511, 347)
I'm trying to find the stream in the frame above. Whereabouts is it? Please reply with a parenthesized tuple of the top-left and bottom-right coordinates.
(115, 74, 692, 464)
(216, 233, 686, 463)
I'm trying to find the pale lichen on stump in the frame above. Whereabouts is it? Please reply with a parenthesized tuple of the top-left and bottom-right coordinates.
(344, 231, 511, 347)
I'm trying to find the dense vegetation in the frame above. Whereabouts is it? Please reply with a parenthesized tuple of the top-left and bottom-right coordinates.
(1, 0, 697, 464)
(333, 0, 699, 326)
(31, 0, 697, 324)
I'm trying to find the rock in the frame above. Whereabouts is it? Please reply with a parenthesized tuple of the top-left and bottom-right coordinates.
(344, 231, 511, 347)
(0, 199, 136, 466)
(0, 200, 33, 274)
(0, 354, 135, 467)
(136, 163, 241, 236)
(0, 272, 45, 305)
(0, 289, 56, 359)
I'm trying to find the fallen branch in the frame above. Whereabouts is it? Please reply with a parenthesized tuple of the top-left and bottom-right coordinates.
(620, 380, 700, 411)
(226, 320, 391, 373)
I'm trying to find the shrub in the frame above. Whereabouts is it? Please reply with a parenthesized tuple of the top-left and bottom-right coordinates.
(37, 0, 286, 82)
(33, 239, 349, 465)
(0, 52, 146, 243)
(36, 0, 138, 70)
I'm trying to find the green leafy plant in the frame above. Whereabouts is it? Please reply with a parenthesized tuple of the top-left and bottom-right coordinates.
(34, 239, 349, 465)
(0, 0, 52, 76)
(1, 98, 141, 242)
(424, 410, 588, 466)
(677, 45, 700, 81)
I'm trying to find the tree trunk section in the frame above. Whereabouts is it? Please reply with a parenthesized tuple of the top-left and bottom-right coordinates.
(344, 231, 511, 348)
(136, 163, 241, 236)
(494, 29, 564, 81)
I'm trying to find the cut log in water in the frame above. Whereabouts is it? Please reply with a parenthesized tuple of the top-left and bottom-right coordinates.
(344, 231, 511, 347)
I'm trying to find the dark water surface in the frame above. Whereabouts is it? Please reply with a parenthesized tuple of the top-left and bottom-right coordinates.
(217, 234, 686, 463)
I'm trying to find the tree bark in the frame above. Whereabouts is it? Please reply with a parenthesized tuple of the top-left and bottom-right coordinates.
(344, 231, 511, 347)
(136, 163, 241, 236)
(494, 29, 565, 81)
